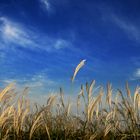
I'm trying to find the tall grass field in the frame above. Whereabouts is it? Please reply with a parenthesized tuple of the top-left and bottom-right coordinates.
(0, 60, 140, 140)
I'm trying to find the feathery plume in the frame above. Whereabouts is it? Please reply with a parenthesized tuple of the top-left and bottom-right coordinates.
(71, 59, 86, 82)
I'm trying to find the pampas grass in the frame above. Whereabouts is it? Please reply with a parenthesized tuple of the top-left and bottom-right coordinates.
(0, 61, 139, 139)
(71, 59, 86, 82)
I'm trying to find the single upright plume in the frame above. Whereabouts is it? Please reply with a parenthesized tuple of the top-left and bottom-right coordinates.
(71, 59, 86, 82)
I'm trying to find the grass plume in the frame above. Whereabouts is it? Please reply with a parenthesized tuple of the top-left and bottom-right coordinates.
(0, 61, 139, 139)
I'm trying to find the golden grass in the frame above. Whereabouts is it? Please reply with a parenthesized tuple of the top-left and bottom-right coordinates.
(71, 59, 86, 82)
(0, 81, 139, 140)
(0, 61, 139, 139)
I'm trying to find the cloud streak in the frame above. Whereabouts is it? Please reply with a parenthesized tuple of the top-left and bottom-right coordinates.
(0, 17, 35, 47)
(134, 68, 140, 78)
(2, 71, 57, 90)
(0, 17, 70, 52)
(130, 68, 140, 81)
(111, 15, 140, 43)
(40, 0, 52, 13)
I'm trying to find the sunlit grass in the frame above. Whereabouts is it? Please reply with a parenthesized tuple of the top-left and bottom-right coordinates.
(0, 60, 139, 140)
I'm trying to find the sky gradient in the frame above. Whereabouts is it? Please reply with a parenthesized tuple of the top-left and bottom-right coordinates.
(0, 0, 140, 98)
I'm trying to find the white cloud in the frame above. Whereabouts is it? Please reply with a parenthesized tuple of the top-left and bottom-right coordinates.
(131, 57, 140, 66)
(54, 39, 70, 49)
(40, 0, 52, 12)
(135, 68, 140, 78)
(0, 17, 35, 47)
(0, 17, 70, 52)
(26, 73, 56, 88)
(130, 68, 140, 81)
(111, 15, 140, 43)
(100, 7, 140, 43)
(2, 72, 56, 88)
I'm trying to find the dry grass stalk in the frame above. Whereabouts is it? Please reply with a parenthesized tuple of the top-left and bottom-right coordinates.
(0, 83, 14, 102)
(47, 95, 56, 107)
(106, 83, 112, 109)
(104, 124, 112, 137)
(29, 113, 43, 140)
(71, 59, 86, 82)
(126, 82, 131, 97)
(89, 132, 98, 140)
(88, 90, 103, 122)
(60, 87, 65, 108)
(65, 102, 71, 116)
(88, 80, 95, 103)
(133, 86, 140, 110)
(0, 61, 139, 140)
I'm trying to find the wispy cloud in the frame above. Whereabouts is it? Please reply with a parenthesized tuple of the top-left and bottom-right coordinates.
(100, 5, 140, 43)
(111, 15, 140, 43)
(1, 72, 59, 105)
(25, 73, 56, 88)
(54, 39, 70, 49)
(0, 17, 70, 52)
(134, 68, 140, 78)
(131, 57, 140, 66)
(130, 68, 140, 81)
(2, 72, 56, 89)
(40, 0, 52, 13)
(0, 17, 35, 47)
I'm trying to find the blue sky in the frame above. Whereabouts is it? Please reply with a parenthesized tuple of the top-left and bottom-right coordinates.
(0, 0, 140, 96)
